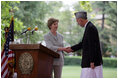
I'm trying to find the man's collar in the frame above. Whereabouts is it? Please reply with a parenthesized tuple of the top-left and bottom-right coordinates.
(84, 21, 89, 29)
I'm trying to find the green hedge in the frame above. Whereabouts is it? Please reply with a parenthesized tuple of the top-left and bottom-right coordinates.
(64, 56, 117, 68)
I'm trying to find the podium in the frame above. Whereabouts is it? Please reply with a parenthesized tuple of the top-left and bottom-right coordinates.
(9, 44, 60, 78)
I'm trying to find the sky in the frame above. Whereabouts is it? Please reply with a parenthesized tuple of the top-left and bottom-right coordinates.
(62, 0, 78, 6)
(59, 1, 78, 12)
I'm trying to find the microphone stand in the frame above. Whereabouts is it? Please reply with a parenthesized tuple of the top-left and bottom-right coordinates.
(15, 32, 30, 44)
(23, 32, 34, 44)
(15, 30, 36, 44)
(27, 34, 30, 44)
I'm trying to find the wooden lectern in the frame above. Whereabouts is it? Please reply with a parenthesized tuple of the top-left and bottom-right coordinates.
(9, 44, 60, 78)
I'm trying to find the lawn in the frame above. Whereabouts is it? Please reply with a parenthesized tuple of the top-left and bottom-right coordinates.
(62, 66, 117, 78)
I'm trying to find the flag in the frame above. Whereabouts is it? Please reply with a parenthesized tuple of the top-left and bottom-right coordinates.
(1, 49, 8, 78)
(1, 16, 14, 78)
(1, 50, 14, 78)
(4, 17, 14, 56)
(7, 50, 15, 78)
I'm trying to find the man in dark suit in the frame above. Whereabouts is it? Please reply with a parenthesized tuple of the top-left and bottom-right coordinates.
(65, 11, 103, 78)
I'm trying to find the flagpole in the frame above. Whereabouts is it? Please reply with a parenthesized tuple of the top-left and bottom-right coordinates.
(8, 17, 14, 78)
(9, 8, 14, 77)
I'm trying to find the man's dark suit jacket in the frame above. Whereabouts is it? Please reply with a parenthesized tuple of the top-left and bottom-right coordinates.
(71, 21, 103, 68)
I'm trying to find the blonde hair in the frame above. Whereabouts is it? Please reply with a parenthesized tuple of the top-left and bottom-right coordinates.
(47, 18, 59, 29)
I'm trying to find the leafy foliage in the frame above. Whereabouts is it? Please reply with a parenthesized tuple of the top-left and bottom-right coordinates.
(1, 1, 117, 57)
(92, 1, 117, 57)
(1, 1, 24, 48)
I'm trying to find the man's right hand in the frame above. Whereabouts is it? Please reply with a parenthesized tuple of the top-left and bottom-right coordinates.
(64, 47, 73, 53)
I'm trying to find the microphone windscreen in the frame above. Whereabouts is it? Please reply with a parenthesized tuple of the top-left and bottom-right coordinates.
(34, 27, 38, 31)
(27, 27, 31, 31)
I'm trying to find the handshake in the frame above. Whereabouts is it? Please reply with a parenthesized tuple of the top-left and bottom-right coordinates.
(59, 47, 73, 53)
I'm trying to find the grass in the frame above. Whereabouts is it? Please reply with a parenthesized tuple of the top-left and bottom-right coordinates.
(62, 65, 117, 78)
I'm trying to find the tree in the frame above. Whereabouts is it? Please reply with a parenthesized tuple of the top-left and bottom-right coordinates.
(14, 1, 52, 44)
(1, 1, 24, 49)
(92, 1, 117, 57)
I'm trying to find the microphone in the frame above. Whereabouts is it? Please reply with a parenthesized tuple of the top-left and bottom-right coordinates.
(21, 27, 31, 35)
(32, 27, 38, 34)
